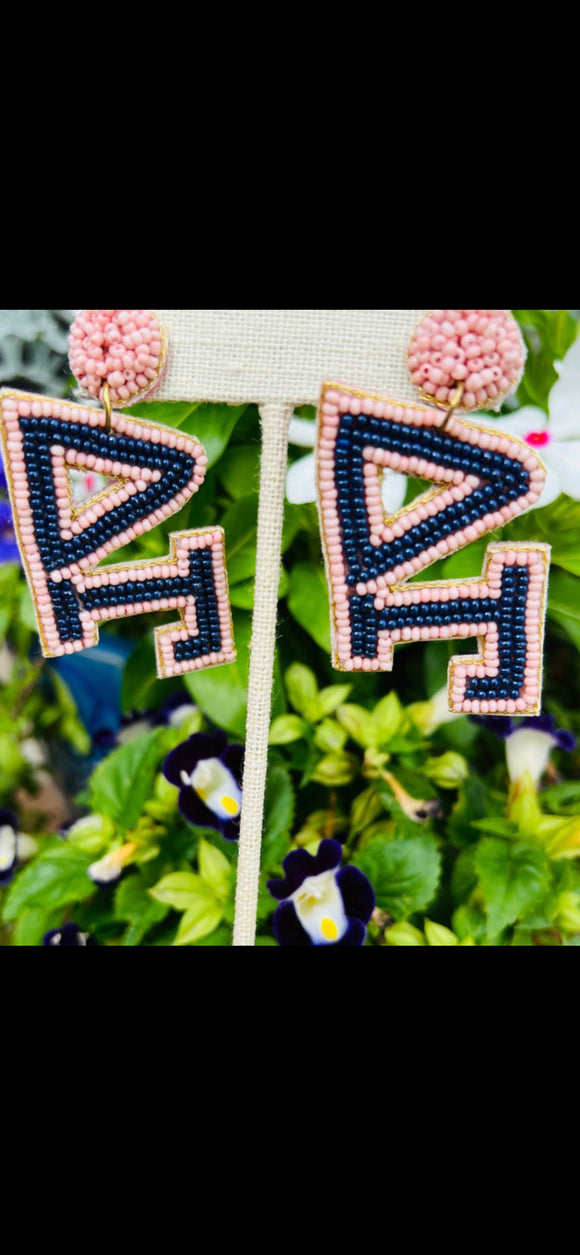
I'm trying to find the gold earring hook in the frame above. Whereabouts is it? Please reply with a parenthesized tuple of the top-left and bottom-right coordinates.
(439, 381, 465, 431)
(103, 381, 112, 433)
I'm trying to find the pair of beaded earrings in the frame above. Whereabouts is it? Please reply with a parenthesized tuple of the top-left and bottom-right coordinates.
(0, 309, 550, 717)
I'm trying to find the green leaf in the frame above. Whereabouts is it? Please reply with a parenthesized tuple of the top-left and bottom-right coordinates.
(425, 919, 459, 947)
(218, 444, 260, 500)
(18, 585, 38, 631)
(336, 704, 375, 749)
(11, 907, 62, 947)
(285, 664, 318, 717)
(114, 875, 169, 946)
(548, 569, 580, 647)
(89, 728, 168, 833)
(185, 610, 255, 739)
(149, 872, 215, 912)
(311, 754, 359, 787)
(198, 839, 232, 897)
(447, 773, 499, 850)
(450, 847, 479, 907)
(269, 715, 308, 746)
(121, 634, 169, 716)
(309, 685, 353, 722)
(124, 401, 201, 428)
(470, 818, 519, 839)
(371, 693, 404, 746)
(49, 671, 91, 755)
(475, 839, 550, 936)
(350, 788, 385, 838)
(2, 841, 94, 921)
(314, 720, 348, 753)
(287, 563, 331, 652)
(195, 927, 232, 947)
(541, 782, 580, 815)
(174, 901, 224, 946)
(354, 835, 442, 921)
(181, 403, 247, 469)
(262, 766, 296, 868)
(425, 752, 469, 789)
(385, 922, 426, 946)
(453, 903, 487, 944)
(222, 495, 260, 584)
(440, 541, 489, 582)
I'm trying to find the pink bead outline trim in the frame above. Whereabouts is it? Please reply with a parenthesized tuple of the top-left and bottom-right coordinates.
(0, 389, 236, 678)
(317, 383, 551, 714)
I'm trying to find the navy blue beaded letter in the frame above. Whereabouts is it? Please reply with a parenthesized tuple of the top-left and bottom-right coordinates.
(317, 384, 550, 716)
(0, 391, 236, 678)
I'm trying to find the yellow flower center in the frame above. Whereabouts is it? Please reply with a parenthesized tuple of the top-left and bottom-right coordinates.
(321, 917, 339, 941)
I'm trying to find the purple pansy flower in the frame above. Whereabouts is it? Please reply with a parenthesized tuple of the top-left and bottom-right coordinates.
(93, 694, 199, 753)
(163, 731, 244, 842)
(43, 923, 98, 947)
(268, 839, 375, 947)
(153, 691, 199, 729)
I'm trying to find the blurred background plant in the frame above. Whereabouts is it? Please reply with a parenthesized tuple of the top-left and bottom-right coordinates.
(1, 309, 579, 946)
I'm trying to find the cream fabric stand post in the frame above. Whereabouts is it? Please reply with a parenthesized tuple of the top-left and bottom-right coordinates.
(152, 310, 429, 946)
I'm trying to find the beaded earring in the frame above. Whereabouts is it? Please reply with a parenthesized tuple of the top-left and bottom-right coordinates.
(317, 310, 551, 716)
(0, 310, 236, 679)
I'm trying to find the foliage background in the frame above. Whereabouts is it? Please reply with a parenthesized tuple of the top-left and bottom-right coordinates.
(1, 309, 579, 946)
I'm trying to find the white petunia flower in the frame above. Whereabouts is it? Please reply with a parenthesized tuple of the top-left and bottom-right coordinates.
(286, 416, 408, 514)
(496, 333, 580, 507)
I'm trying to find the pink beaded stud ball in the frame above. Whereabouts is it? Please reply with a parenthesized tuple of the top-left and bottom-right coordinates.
(68, 310, 168, 408)
(408, 310, 526, 412)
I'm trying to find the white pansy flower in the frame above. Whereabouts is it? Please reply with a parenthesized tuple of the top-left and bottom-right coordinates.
(181, 758, 242, 823)
(291, 868, 348, 945)
(286, 416, 408, 514)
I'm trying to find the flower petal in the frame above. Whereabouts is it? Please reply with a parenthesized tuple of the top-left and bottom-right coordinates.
(336, 918, 368, 947)
(534, 466, 562, 508)
(288, 417, 317, 448)
(273, 902, 312, 946)
(163, 731, 228, 786)
(268, 850, 317, 900)
(43, 923, 97, 947)
(222, 744, 245, 788)
(506, 728, 557, 787)
(178, 787, 220, 831)
(220, 818, 241, 843)
(493, 406, 547, 441)
(268, 839, 343, 901)
(549, 335, 580, 437)
(543, 444, 580, 501)
(381, 470, 408, 516)
(286, 453, 317, 505)
(336, 866, 376, 924)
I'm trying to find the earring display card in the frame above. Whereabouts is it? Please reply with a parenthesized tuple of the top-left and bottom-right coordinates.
(150, 310, 430, 406)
